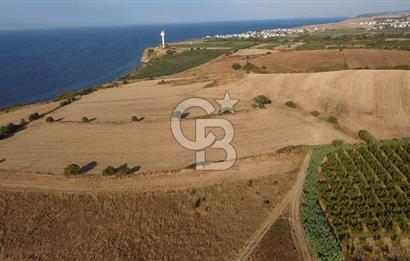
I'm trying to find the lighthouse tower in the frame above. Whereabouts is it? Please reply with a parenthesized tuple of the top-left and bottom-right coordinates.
(160, 30, 165, 48)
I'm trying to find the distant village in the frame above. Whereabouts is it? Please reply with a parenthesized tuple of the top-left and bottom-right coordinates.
(207, 15, 410, 40)
(367, 15, 410, 29)
(206, 27, 309, 40)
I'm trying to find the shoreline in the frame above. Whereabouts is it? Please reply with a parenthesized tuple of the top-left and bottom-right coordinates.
(1, 12, 406, 112)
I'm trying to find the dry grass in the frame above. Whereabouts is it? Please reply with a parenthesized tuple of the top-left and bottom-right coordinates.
(0, 74, 357, 175)
(251, 49, 410, 73)
(0, 165, 299, 260)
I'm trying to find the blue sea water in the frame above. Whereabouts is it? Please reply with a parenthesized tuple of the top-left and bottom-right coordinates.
(0, 17, 344, 108)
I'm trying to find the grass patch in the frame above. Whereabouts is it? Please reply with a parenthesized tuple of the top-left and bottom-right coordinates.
(129, 49, 229, 79)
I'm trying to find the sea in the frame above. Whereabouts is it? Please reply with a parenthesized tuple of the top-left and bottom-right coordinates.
(0, 17, 344, 108)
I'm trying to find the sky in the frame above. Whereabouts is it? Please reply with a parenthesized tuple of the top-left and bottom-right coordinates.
(0, 0, 410, 29)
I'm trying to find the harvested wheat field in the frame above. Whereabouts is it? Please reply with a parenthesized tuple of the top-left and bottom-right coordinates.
(221, 70, 410, 139)
(0, 101, 60, 126)
(251, 49, 410, 73)
(0, 152, 306, 260)
(174, 49, 410, 80)
(0, 74, 356, 175)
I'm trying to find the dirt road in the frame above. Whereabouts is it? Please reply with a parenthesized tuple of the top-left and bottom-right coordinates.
(289, 154, 313, 261)
(236, 152, 312, 261)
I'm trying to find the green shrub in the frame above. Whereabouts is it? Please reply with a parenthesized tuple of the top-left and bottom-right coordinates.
(327, 116, 338, 124)
(252, 95, 272, 108)
(0, 122, 22, 140)
(358, 130, 376, 144)
(64, 164, 81, 176)
(28, 112, 40, 121)
(332, 139, 344, 146)
(232, 63, 242, 70)
(243, 62, 264, 73)
(45, 116, 54, 123)
(81, 117, 90, 123)
(285, 101, 297, 108)
(311, 111, 320, 117)
(102, 166, 117, 176)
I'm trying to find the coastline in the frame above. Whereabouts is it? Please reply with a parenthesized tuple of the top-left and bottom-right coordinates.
(0, 17, 350, 111)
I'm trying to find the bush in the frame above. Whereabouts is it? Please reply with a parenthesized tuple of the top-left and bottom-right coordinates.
(243, 62, 263, 73)
(311, 111, 320, 117)
(166, 49, 176, 55)
(285, 101, 297, 108)
(102, 166, 117, 176)
(28, 112, 40, 121)
(81, 117, 90, 123)
(327, 116, 338, 124)
(64, 164, 81, 176)
(332, 139, 344, 146)
(253, 95, 272, 108)
(358, 130, 376, 144)
(60, 100, 69, 106)
(45, 116, 54, 123)
(232, 63, 242, 70)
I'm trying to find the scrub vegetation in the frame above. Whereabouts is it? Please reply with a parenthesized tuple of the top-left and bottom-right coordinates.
(129, 49, 230, 79)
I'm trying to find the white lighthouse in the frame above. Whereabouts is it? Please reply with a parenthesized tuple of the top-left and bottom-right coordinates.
(160, 30, 165, 48)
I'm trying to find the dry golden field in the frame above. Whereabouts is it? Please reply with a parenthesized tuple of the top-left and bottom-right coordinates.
(0, 152, 305, 260)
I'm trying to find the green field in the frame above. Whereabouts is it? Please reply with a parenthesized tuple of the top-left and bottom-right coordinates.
(128, 49, 230, 79)
(311, 138, 410, 259)
(295, 29, 410, 51)
(170, 40, 256, 49)
(302, 146, 343, 261)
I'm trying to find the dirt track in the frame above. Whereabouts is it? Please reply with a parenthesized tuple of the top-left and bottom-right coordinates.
(236, 152, 311, 261)
(289, 155, 313, 261)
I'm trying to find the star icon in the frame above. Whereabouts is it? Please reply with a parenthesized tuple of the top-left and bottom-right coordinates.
(216, 91, 239, 114)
